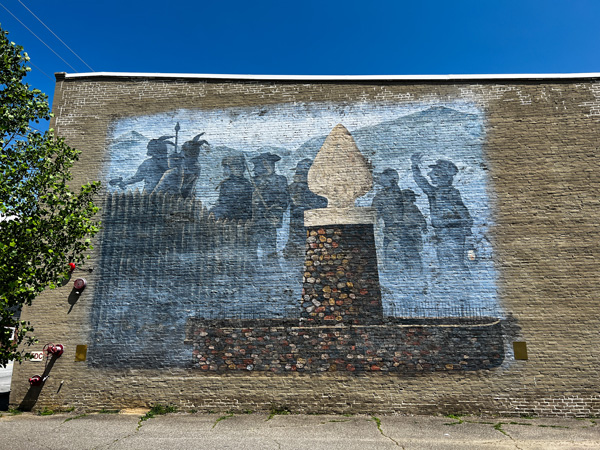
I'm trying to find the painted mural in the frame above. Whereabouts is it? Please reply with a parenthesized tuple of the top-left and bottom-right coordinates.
(90, 102, 504, 370)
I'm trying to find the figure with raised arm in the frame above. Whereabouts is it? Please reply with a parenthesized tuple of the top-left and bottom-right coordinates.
(110, 135, 174, 194)
(411, 153, 472, 269)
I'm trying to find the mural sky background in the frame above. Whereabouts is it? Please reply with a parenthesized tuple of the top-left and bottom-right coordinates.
(1, 0, 599, 130)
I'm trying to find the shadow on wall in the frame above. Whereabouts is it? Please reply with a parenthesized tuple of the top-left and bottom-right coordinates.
(89, 191, 304, 368)
(18, 354, 59, 412)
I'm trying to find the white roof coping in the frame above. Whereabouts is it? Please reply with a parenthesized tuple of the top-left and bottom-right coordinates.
(59, 72, 600, 81)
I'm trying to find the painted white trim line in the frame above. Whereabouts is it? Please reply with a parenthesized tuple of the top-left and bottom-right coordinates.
(60, 72, 600, 81)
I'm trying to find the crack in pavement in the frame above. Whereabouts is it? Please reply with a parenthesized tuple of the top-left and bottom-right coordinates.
(212, 412, 234, 428)
(370, 416, 404, 448)
(93, 425, 139, 450)
(98, 432, 138, 450)
(93, 413, 150, 449)
(492, 422, 523, 450)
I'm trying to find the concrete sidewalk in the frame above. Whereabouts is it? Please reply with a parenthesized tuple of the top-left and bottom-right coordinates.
(0, 410, 598, 449)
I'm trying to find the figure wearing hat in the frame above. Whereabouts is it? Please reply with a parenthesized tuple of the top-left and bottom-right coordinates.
(411, 153, 472, 269)
(284, 158, 327, 258)
(210, 155, 253, 221)
(372, 168, 405, 264)
(110, 135, 174, 194)
(250, 152, 290, 258)
(156, 133, 207, 198)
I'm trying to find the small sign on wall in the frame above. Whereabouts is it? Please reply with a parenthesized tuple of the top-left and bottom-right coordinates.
(30, 351, 44, 362)
(513, 342, 528, 360)
(75, 345, 87, 361)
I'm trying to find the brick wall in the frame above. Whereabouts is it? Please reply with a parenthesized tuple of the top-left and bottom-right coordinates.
(10, 75, 600, 416)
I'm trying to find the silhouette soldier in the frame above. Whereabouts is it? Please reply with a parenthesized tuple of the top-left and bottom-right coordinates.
(399, 189, 427, 273)
(411, 153, 472, 269)
(372, 168, 405, 263)
(250, 152, 290, 258)
(110, 135, 173, 193)
(156, 133, 207, 198)
(210, 155, 253, 221)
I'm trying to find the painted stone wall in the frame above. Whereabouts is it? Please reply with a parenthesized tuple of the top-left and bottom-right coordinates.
(10, 75, 600, 416)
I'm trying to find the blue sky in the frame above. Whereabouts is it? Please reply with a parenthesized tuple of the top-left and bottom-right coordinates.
(2, 0, 599, 110)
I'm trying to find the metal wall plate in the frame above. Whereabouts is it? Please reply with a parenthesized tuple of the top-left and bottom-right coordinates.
(513, 342, 528, 360)
(75, 345, 88, 361)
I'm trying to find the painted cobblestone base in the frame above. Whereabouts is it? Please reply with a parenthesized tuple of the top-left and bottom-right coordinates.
(301, 225, 383, 325)
(184, 318, 504, 373)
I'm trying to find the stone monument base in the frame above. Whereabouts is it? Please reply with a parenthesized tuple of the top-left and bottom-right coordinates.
(184, 317, 504, 373)
(301, 224, 383, 325)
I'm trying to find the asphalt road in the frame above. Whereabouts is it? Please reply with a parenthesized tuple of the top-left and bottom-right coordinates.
(0, 411, 598, 449)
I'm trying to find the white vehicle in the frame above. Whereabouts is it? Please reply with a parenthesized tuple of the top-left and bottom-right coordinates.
(0, 328, 16, 395)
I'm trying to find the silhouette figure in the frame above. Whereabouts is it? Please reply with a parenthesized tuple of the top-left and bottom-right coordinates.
(156, 133, 207, 198)
(411, 154, 472, 269)
(210, 155, 253, 221)
(284, 159, 327, 258)
(399, 189, 427, 273)
(372, 168, 405, 263)
(110, 136, 174, 193)
(250, 152, 289, 258)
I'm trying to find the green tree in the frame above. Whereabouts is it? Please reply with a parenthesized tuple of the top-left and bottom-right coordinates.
(0, 25, 100, 367)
